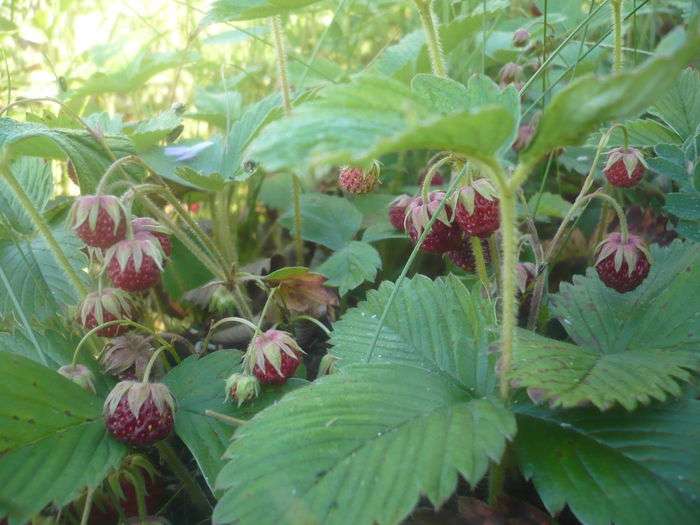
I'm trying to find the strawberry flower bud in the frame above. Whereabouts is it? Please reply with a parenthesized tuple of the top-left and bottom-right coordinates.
(499, 62, 523, 88)
(58, 364, 96, 393)
(318, 354, 339, 376)
(70, 195, 126, 249)
(244, 329, 305, 385)
(513, 28, 530, 47)
(225, 373, 260, 406)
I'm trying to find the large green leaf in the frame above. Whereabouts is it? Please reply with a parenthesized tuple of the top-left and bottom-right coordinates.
(0, 353, 126, 523)
(551, 241, 700, 354)
(369, 2, 508, 82)
(164, 351, 306, 493)
(330, 275, 498, 396)
(246, 74, 516, 172)
(214, 363, 515, 525)
(278, 193, 362, 251)
(510, 330, 699, 410)
(0, 225, 90, 322)
(650, 68, 700, 140)
(140, 94, 282, 187)
(203, 0, 323, 23)
(316, 240, 381, 295)
(0, 118, 134, 192)
(515, 400, 700, 525)
(521, 22, 700, 165)
(0, 157, 53, 234)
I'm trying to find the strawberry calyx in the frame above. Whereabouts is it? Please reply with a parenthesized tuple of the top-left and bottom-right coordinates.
(225, 373, 260, 406)
(58, 364, 96, 393)
(104, 381, 175, 421)
(80, 288, 135, 336)
(70, 194, 127, 248)
(101, 334, 160, 381)
(243, 329, 305, 384)
(594, 232, 651, 277)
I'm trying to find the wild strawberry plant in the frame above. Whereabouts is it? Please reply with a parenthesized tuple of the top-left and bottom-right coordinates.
(0, 1, 699, 524)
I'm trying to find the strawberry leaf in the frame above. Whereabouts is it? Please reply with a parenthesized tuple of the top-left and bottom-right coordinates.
(551, 241, 700, 354)
(164, 350, 307, 494)
(330, 274, 498, 395)
(515, 400, 700, 525)
(0, 353, 126, 523)
(521, 20, 700, 166)
(202, 0, 323, 23)
(510, 330, 699, 410)
(246, 74, 517, 172)
(214, 363, 515, 525)
(316, 241, 381, 295)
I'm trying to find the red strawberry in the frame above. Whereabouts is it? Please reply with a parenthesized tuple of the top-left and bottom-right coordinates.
(104, 381, 175, 446)
(243, 329, 305, 385)
(132, 217, 172, 257)
(225, 373, 260, 406)
(603, 147, 646, 188)
(57, 364, 96, 393)
(594, 232, 651, 293)
(405, 192, 461, 253)
(101, 334, 160, 382)
(338, 162, 381, 194)
(105, 237, 165, 292)
(388, 195, 412, 231)
(79, 288, 135, 337)
(454, 179, 500, 238)
(447, 237, 490, 271)
(70, 195, 126, 249)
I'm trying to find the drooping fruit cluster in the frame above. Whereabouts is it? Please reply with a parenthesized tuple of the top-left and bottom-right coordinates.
(404, 191, 461, 253)
(338, 163, 381, 194)
(594, 232, 651, 293)
(104, 381, 175, 446)
(603, 147, 647, 188)
(79, 288, 135, 337)
(454, 179, 501, 238)
(70, 195, 126, 249)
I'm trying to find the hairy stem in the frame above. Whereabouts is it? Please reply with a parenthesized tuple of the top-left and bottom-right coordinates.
(470, 236, 489, 287)
(155, 440, 211, 515)
(612, 0, 624, 73)
(0, 163, 87, 297)
(414, 0, 447, 77)
(271, 14, 304, 265)
(497, 188, 518, 401)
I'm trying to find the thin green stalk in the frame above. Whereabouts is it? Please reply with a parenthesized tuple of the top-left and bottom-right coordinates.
(612, 0, 624, 73)
(80, 487, 94, 525)
(156, 440, 211, 515)
(270, 14, 304, 265)
(205, 409, 246, 427)
(366, 167, 465, 363)
(497, 188, 517, 401)
(469, 236, 489, 287)
(488, 235, 501, 296)
(0, 163, 87, 297)
(414, 0, 447, 77)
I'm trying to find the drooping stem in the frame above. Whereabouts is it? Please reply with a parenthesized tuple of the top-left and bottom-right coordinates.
(270, 14, 304, 265)
(271, 15, 292, 115)
(96, 155, 139, 195)
(205, 409, 246, 427)
(291, 315, 332, 337)
(497, 188, 518, 401)
(201, 316, 257, 352)
(0, 162, 87, 297)
(80, 487, 94, 525)
(292, 175, 304, 265)
(421, 155, 452, 203)
(255, 287, 277, 334)
(155, 440, 211, 515)
(141, 346, 167, 384)
(470, 236, 490, 287)
(414, 0, 447, 77)
(612, 0, 624, 73)
(581, 191, 629, 242)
